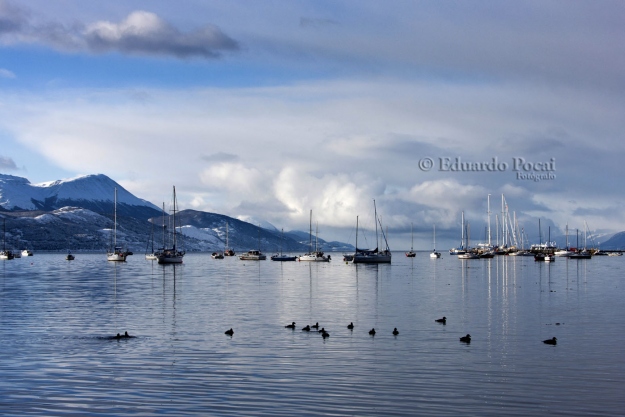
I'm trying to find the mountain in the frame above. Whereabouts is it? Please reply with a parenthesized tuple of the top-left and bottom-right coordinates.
(0, 173, 161, 220)
(0, 173, 354, 253)
(596, 232, 625, 250)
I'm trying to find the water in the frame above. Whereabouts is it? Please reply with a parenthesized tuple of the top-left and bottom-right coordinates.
(1, 253, 623, 416)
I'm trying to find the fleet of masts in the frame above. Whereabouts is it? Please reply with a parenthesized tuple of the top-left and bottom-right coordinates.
(2, 192, 621, 263)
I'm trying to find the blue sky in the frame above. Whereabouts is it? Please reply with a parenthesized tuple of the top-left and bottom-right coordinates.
(1, 0, 624, 249)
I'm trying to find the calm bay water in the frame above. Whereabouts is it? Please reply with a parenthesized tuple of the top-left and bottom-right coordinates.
(1, 252, 623, 416)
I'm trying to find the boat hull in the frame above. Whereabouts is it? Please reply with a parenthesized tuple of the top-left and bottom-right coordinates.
(352, 252, 391, 264)
(298, 253, 330, 262)
(271, 255, 297, 261)
(107, 252, 127, 262)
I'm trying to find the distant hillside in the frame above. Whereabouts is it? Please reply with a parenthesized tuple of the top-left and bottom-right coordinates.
(598, 232, 625, 250)
(0, 173, 161, 220)
(0, 173, 353, 253)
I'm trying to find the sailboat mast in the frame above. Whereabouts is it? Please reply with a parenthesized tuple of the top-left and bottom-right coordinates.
(487, 194, 491, 246)
(113, 187, 117, 248)
(172, 186, 177, 250)
(374, 200, 379, 251)
(433, 224, 436, 250)
(356, 216, 359, 251)
(309, 210, 313, 252)
(461, 211, 465, 249)
(410, 222, 414, 251)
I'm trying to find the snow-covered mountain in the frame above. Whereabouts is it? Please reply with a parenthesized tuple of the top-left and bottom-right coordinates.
(0, 173, 161, 220)
(0, 173, 354, 252)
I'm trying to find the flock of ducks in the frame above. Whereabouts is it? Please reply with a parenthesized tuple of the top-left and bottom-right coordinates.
(221, 316, 557, 345)
(114, 318, 558, 346)
(224, 317, 557, 345)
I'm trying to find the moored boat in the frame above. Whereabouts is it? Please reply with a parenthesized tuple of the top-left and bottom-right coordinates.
(299, 210, 330, 262)
(107, 188, 129, 262)
(430, 224, 441, 258)
(406, 223, 416, 257)
(352, 200, 391, 264)
(157, 186, 185, 264)
(239, 249, 266, 261)
(271, 228, 297, 261)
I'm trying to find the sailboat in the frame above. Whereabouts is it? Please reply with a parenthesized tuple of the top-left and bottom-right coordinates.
(449, 211, 467, 255)
(1, 218, 14, 260)
(299, 210, 330, 262)
(145, 220, 159, 260)
(430, 224, 441, 258)
(271, 228, 297, 261)
(157, 186, 185, 264)
(352, 200, 391, 264)
(570, 228, 592, 259)
(239, 224, 266, 260)
(405, 223, 416, 257)
(555, 224, 574, 257)
(107, 188, 128, 262)
(224, 222, 235, 256)
(533, 223, 556, 262)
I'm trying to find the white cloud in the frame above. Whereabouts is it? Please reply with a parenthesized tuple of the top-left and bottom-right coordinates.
(0, 68, 15, 78)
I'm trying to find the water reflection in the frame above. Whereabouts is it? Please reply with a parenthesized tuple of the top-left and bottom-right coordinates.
(0, 253, 623, 416)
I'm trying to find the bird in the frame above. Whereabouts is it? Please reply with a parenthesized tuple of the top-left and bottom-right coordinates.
(392, 328, 399, 336)
(321, 330, 330, 339)
(347, 322, 354, 330)
(435, 317, 447, 324)
(285, 322, 296, 329)
(543, 337, 557, 345)
(369, 328, 376, 336)
(311, 322, 319, 329)
(459, 334, 471, 343)
(225, 328, 234, 336)
(317, 327, 326, 333)
(302, 325, 311, 331)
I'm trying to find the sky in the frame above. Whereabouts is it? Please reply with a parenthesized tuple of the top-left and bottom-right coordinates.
(1, 0, 624, 250)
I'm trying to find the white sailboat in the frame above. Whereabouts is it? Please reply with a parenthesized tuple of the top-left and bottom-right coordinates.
(107, 188, 128, 262)
(1, 218, 14, 260)
(352, 200, 391, 264)
(299, 210, 330, 262)
(555, 224, 573, 257)
(449, 211, 467, 255)
(405, 223, 416, 257)
(157, 186, 185, 264)
(430, 224, 441, 258)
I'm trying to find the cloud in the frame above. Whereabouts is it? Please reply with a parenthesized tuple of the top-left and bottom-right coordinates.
(0, 155, 18, 170)
(0, 68, 15, 78)
(0, 0, 27, 34)
(0, 2, 238, 59)
(83, 11, 238, 58)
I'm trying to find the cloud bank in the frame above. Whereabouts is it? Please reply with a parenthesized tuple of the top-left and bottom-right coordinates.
(0, 1, 238, 59)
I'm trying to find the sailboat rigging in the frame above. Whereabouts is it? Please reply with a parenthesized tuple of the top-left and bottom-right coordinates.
(352, 200, 391, 264)
(298, 210, 330, 262)
(224, 221, 235, 256)
(405, 223, 416, 257)
(271, 228, 297, 261)
(107, 187, 128, 262)
(430, 224, 441, 258)
(157, 186, 185, 264)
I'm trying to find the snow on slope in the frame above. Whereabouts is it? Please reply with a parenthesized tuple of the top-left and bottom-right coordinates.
(0, 173, 159, 211)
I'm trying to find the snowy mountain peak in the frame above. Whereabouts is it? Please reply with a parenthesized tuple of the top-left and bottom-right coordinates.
(0, 173, 160, 217)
